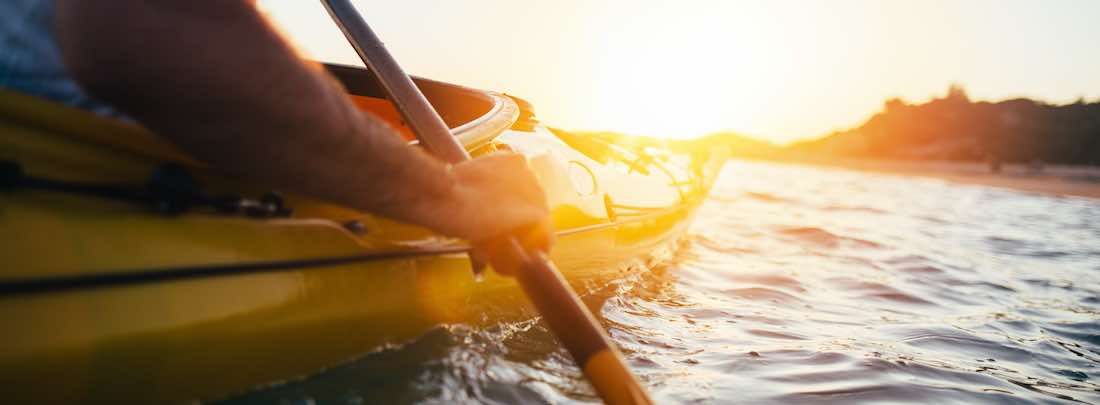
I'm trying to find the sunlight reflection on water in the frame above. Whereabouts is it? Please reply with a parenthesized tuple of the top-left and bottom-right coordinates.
(228, 161, 1100, 404)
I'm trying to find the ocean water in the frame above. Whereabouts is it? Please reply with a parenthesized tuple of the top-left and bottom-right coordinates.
(228, 161, 1100, 404)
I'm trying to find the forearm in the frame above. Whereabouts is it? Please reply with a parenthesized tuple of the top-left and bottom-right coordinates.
(55, 0, 454, 225)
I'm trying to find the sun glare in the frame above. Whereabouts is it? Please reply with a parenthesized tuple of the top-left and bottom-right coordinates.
(259, 0, 1100, 144)
(582, 7, 772, 140)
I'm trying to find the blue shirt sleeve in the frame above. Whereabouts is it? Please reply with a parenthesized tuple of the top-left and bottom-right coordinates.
(0, 0, 128, 119)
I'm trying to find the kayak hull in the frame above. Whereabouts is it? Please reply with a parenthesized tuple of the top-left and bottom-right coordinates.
(0, 68, 722, 402)
(1, 203, 695, 403)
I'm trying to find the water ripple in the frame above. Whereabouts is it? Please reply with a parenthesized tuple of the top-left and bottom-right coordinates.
(229, 161, 1100, 404)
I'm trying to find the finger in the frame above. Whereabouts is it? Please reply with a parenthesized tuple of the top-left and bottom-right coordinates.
(472, 216, 555, 277)
(514, 217, 555, 254)
(460, 152, 528, 180)
(460, 154, 547, 212)
(472, 234, 519, 276)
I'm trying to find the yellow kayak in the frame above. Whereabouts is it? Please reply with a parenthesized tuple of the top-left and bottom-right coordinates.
(0, 63, 723, 403)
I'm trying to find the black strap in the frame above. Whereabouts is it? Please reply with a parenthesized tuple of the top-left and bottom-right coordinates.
(1, 161, 292, 218)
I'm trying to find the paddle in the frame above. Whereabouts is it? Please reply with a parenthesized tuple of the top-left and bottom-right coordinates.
(319, 1, 652, 403)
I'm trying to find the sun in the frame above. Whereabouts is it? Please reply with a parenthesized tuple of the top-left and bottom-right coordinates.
(566, 2, 795, 141)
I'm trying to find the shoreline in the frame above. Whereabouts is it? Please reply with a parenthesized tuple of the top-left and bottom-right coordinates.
(752, 157, 1100, 200)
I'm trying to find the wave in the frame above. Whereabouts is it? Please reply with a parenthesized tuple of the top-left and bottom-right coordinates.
(775, 226, 884, 249)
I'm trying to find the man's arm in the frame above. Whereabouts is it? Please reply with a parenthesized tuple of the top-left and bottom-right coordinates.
(54, 0, 548, 242)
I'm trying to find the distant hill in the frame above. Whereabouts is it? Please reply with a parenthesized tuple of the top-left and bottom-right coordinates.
(553, 86, 1100, 166)
(787, 85, 1100, 165)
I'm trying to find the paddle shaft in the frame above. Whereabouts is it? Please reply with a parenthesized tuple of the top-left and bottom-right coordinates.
(319, 1, 651, 403)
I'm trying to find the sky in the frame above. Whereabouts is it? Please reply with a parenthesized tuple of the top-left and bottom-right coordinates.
(258, 0, 1100, 143)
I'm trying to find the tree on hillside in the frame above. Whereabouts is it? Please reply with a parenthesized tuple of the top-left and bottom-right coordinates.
(786, 84, 1100, 165)
(946, 83, 969, 103)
